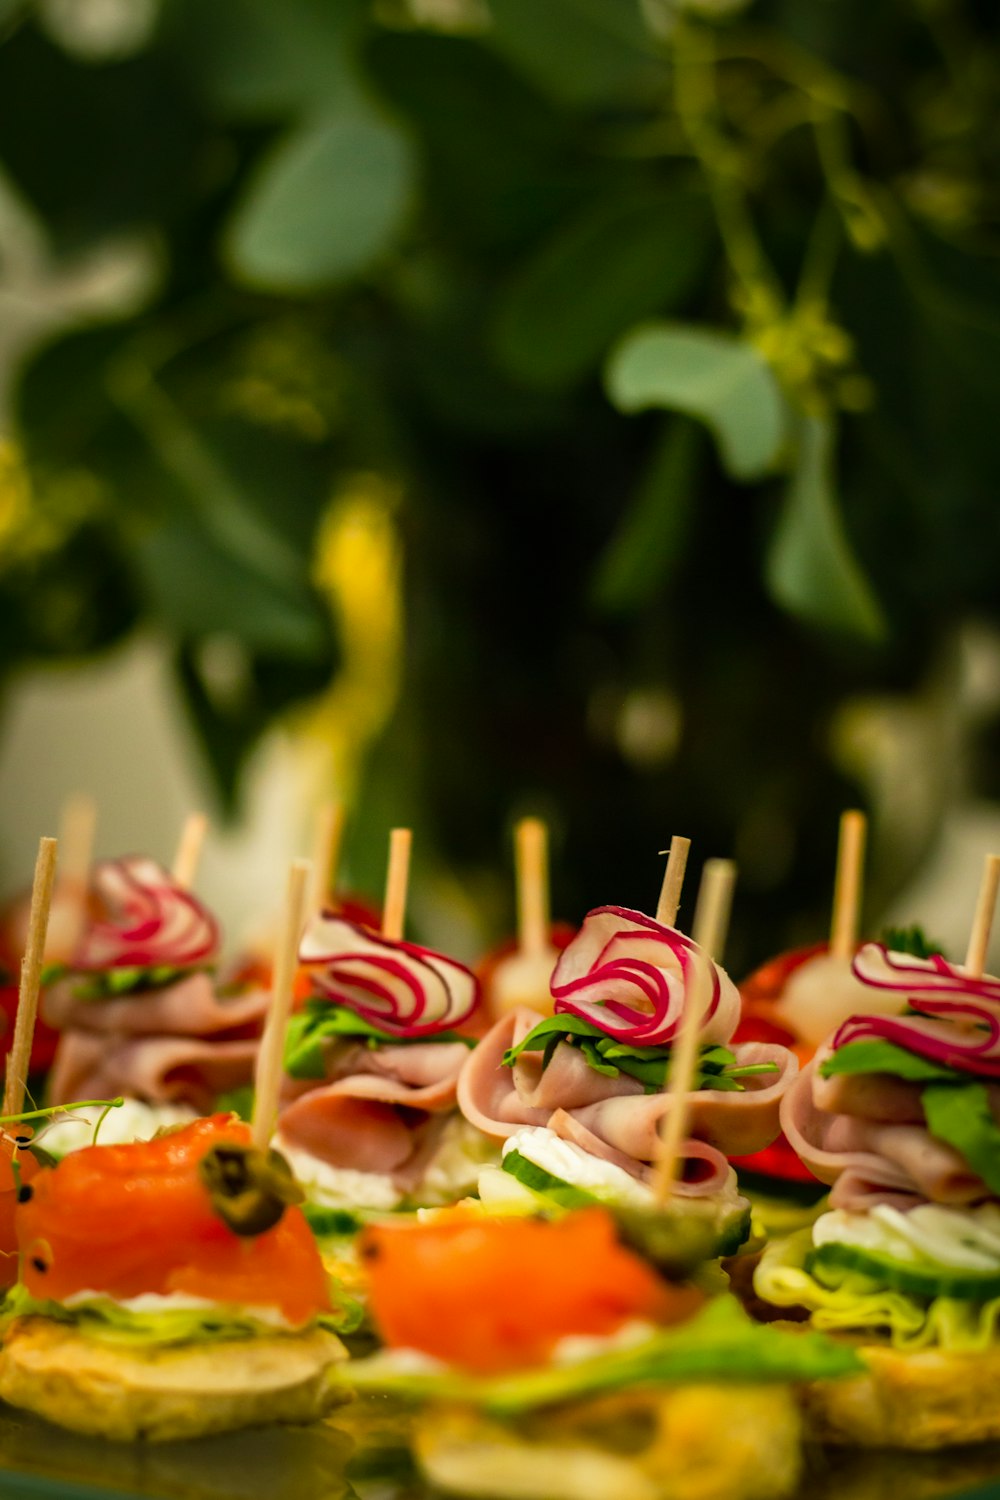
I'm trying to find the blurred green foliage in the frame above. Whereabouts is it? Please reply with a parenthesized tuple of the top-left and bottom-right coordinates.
(1, 0, 999, 964)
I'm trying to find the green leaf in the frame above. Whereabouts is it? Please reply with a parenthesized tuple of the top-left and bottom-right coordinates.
(923, 1082, 1000, 1196)
(591, 417, 701, 613)
(493, 189, 713, 390)
(285, 1000, 474, 1080)
(225, 111, 416, 293)
(765, 415, 886, 642)
(173, 0, 368, 118)
(136, 513, 329, 656)
(819, 1040, 963, 1083)
(879, 925, 945, 960)
(346, 1296, 863, 1414)
(485, 0, 658, 109)
(605, 323, 788, 480)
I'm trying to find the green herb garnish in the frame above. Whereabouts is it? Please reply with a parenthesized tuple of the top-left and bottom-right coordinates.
(502, 1015, 778, 1094)
(879, 925, 946, 960)
(285, 1000, 476, 1081)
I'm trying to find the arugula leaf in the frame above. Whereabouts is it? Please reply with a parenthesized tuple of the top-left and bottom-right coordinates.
(879, 925, 946, 960)
(345, 1296, 863, 1414)
(923, 1082, 1000, 1196)
(502, 1014, 614, 1065)
(71, 965, 194, 1001)
(502, 1016, 777, 1093)
(284, 1000, 475, 1080)
(819, 1040, 964, 1083)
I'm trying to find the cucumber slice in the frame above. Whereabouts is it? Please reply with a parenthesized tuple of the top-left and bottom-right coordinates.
(806, 1240, 1000, 1301)
(500, 1151, 598, 1209)
(500, 1152, 751, 1267)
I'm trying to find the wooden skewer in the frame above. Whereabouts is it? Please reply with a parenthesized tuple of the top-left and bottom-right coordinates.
(652, 858, 737, 1205)
(4, 838, 59, 1118)
(656, 836, 691, 927)
(252, 860, 311, 1151)
(48, 792, 97, 961)
(310, 802, 346, 916)
(515, 818, 550, 957)
(965, 853, 1000, 978)
(172, 812, 208, 890)
(829, 809, 866, 961)
(382, 828, 412, 942)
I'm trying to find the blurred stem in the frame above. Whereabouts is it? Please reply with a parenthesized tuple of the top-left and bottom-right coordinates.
(795, 195, 843, 311)
(671, 20, 783, 311)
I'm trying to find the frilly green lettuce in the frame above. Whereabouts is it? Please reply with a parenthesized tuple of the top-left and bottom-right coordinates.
(755, 1229, 1000, 1353)
(0, 1285, 362, 1346)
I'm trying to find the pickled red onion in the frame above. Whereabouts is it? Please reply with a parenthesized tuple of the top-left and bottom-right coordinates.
(550, 906, 740, 1047)
(299, 914, 479, 1037)
(73, 857, 219, 972)
(832, 943, 1000, 1077)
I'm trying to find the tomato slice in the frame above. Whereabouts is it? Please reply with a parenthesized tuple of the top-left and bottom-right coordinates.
(361, 1208, 701, 1373)
(16, 1115, 329, 1325)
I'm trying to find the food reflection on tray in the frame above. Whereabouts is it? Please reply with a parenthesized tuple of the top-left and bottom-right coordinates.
(0, 812, 998, 1497)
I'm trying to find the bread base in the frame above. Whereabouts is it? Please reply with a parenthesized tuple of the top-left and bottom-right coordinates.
(795, 1332, 1000, 1449)
(414, 1383, 802, 1500)
(0, 1317, 349, 1442)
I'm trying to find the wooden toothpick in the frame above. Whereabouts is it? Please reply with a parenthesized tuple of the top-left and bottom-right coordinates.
(652, 858, 737, 1205)
(965, 854, 1000, 978)
(48, 792, 96, 961)
(252, 859, 311, 1151)
(382, 828, 412, 943)
(4, 838, 59, 1117)
(516, 818, 550, 957)
(310, 802, 346, 916)
(656, 836, 691, 927)
(172, 812, 208, 890)
(829, 810, 866, 961)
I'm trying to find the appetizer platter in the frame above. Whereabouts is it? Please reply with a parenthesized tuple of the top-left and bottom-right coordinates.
(1, 815, 1000, 1499)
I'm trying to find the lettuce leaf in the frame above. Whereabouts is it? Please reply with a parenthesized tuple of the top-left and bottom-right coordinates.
(343, 1296, 862, 1415)
(285, 1001, 475, 1080)
(818, 1040, 962, 1083)
(923, 1082, 1000, 1196)
(0, 1285, 361, 1345)
(69, 965, 198, 1001)
(756, 1230, 1000, 1353)
(502, 1018, 777, 1095)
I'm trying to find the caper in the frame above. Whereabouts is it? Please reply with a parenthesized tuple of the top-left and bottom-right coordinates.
(198, 1143, 304, 1237)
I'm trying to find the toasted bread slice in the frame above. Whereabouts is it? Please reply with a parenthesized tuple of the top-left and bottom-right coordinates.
(798, 1336, 1000, 1449)
(0, 1316, 349, 1442)
(414, 1382, 802, 1500)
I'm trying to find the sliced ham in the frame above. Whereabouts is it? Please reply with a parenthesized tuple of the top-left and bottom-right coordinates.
(457, 1008, 796, 1173)
(43, 972, 269, 1039)
(48, 1031, 260, 1114)
(547, 1109, 732, 1198)
(276, 1034, 469, 1184)
(781, 1058, 995, 1210)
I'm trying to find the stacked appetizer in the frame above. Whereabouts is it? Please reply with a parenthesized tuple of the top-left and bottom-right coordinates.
(276, 909, 495, 1222)
(0, 1114, 349, 1440)
(343, 1206, 862, 1500)
(756, 938, 1000, 1446)
(461, 905, 797, 1259)
(41, 856, 270, 1150)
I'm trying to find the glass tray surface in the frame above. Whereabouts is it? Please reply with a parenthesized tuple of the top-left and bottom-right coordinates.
(0, 1396, 999, 1500)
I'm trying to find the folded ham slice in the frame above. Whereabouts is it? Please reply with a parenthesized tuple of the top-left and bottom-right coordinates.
(781, 1053, 998, 1212)
(48, 1031, 261, 1115)
(43, 972, 268, 1040)
(458, 1007, 796, 1187)
(43, 860, 266, 1113)
(276, 1035, 470, 1188)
